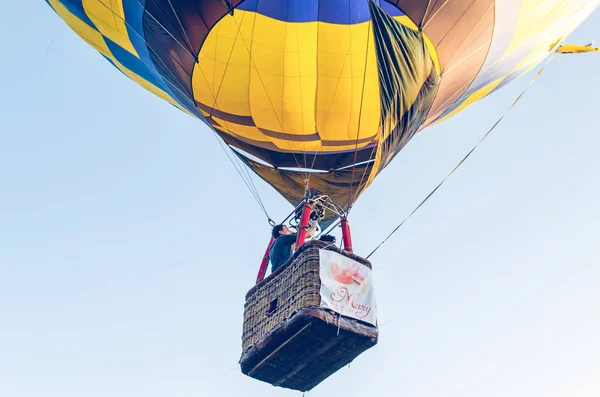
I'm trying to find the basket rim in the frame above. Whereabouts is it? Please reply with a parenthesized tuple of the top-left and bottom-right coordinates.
(246, 240, 372, 300)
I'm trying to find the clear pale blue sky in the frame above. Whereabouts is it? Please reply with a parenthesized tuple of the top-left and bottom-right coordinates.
(2, 3, 600, 397)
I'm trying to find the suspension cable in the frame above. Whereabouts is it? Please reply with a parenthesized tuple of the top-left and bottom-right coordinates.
(366, 50, 559, 260)
(210, 133, 273, 223)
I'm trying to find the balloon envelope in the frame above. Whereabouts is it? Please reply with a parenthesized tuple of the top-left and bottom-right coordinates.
(46, 0, 599, 216)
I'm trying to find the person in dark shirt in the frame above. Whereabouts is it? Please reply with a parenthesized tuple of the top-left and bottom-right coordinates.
(269, 224, 316, 272)
(269, 225, 296, 272)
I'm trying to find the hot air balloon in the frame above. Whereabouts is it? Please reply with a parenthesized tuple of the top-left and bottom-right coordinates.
(45, 0, 600, 224)
(45, 0, 599, 391)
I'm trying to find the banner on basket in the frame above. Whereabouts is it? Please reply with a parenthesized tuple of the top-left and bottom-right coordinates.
(319, 249, 377, 326)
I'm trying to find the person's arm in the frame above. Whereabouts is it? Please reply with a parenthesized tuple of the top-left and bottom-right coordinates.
(305, 225, 318, 239)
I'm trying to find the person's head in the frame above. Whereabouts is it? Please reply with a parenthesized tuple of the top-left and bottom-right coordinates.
(272, 224, 292, 239)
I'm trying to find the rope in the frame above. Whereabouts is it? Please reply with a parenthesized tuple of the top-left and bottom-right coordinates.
(45, 27, 65, 56)
(366, 50, 560, 260)
(226, 13, 307, 174)
(210, 134, 274, 224)
(307, 6, 370, 190)
(192, 11, 274, 225)
(346, 17, 373, 211)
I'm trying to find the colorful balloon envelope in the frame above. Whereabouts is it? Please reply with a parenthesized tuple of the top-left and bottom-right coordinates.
(46, 0, 599, 222)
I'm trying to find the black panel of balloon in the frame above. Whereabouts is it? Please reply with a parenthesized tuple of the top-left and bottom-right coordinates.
(239, 240, 378, 392)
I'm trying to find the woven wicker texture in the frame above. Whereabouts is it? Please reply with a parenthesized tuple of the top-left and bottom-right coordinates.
(242, 241, 372, 352)
(240, 241, 377, 391)
(242, 308, 378, 391)
(242, 246, 321, 351)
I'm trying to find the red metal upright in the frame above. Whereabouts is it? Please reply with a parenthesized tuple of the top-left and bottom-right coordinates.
(256, 236, 275, 284)
(341, 217, 353, 253)
(296, 202, 314, 248)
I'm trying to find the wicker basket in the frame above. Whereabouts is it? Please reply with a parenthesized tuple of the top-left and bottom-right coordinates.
(240, 240, 378, 392)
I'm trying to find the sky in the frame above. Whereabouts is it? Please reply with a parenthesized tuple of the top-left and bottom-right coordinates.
(1, 3, 600, 397)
